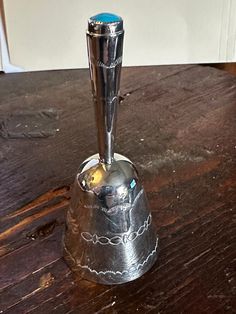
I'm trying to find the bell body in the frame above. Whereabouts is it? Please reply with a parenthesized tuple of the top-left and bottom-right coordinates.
(63, 153, 158, 284)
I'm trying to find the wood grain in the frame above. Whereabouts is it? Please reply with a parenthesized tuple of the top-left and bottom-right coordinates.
(0, 65, 235, 313)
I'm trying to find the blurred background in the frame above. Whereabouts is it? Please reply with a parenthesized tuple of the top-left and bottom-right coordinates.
(0, 0, 236, 73)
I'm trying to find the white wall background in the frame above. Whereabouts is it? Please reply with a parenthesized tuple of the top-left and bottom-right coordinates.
(1, 0, 236, 72)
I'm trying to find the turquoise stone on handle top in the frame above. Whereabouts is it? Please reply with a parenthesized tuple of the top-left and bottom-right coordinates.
(90, 13, 122, 23)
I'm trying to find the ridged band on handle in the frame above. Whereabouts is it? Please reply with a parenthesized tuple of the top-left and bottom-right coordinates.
(87, 13, 124, 164)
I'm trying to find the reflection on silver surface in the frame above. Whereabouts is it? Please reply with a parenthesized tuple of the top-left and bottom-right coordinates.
(63, 13, 158, 285)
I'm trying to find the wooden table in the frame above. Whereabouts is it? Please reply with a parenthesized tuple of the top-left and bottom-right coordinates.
(0, 65, 235, 313)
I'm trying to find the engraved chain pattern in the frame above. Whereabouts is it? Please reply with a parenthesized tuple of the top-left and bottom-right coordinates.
(81, 213, 152, 245)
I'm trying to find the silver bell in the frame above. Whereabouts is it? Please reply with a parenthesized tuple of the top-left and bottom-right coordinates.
(63, 13, 159, 285)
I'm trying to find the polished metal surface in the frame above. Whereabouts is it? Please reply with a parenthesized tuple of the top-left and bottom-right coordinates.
(87, 12, 124, 164)
(63, 13, 158, 285)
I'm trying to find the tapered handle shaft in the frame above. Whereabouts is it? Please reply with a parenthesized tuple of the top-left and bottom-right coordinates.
(87, 13, 124, 164)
